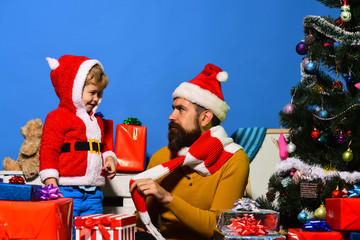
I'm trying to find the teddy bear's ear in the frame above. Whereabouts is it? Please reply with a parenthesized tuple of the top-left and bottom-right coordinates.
(46, 57, 59, 70)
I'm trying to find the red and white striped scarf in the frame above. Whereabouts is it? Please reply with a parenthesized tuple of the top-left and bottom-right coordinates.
(129, 125, 242, 240)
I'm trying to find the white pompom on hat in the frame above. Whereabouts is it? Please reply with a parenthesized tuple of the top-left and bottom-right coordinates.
(172, 63, 230, 122)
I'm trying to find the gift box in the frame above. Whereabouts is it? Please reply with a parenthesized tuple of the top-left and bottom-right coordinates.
(0, 182, 42, 201)
(114, 124, 146, 172)
(75, 213, 136, 240)
(345, 231, 360, 240)
(215, 209, 282, 239)
(0, 198, 73, 239)
(103, 119, 114, 151)
(326, 198, 360, 230)
(288, 228, 345, 240)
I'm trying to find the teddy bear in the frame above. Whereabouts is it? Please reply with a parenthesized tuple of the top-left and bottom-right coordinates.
(2, 118, 43, 180)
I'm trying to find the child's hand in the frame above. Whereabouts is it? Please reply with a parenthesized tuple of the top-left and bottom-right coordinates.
(44, 177, 63, 197)
(103, 156, 117, 180)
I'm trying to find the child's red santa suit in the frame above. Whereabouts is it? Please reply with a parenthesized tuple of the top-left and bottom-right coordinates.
(39, 55, 116, 186)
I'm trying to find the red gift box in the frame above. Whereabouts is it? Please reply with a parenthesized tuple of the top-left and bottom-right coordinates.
(114, 124, 146, 172)
(0, 198, 73, 239)
(326, 198, 360, 230)
(288, 228, 345, 240)
(75, 214, 136, 240)
(103, 119, 114, 151)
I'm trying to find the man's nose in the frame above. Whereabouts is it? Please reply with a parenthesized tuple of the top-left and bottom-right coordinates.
(168, 110, 176, 121)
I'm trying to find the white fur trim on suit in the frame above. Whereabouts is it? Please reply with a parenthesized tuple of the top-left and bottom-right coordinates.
(172, 82, 229, 122)
(103, 151, 118, 166)
(39, 168, 59, 183)
(72, 59, 103, 115)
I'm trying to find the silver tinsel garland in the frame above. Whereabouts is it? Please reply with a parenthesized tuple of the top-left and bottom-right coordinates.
(276, 157, 360, 184)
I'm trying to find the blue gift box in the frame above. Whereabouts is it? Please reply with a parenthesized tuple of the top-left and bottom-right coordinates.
(0, 182, 42, 201)
(347, 232, 360, 240)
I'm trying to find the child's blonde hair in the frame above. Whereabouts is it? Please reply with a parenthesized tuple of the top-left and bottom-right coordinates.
(85, 64, 109, 90)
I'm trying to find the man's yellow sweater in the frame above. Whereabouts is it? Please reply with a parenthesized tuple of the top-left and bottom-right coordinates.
(136, 146, 249, 240)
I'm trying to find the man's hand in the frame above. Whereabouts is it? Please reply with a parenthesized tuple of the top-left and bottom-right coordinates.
(103, 156, 117, 180)
(129, 178, 173, 205)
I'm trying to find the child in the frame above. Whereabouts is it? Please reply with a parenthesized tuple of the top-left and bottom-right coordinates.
(39, 55, 117, 238)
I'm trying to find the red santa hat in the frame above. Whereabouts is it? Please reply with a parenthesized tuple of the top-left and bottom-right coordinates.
(46, 55, 103, 113)
(172, 63, 230, 122)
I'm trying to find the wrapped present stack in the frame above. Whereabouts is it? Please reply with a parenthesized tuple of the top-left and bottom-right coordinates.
(0, 175, 42, 201)
(214, 198, 286, 240)
(0, 174, 73, 240)
(288, 184, 360, 240)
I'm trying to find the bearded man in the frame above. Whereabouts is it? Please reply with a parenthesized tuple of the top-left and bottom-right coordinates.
(130, 64, 249, 240)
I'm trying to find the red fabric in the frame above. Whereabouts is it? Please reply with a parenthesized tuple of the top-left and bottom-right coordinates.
(40, 55, 114, 186)
(115, 124, 146, 172)
(129, 179, 147, 213)
(326, 198, 360, 230)
(0, 198, 73, 240)
(288, 228, 345, 240)
(189, 63, 225, 101)
(40, 110, 106, 177)
(188, 130, 233, 174)
(51, 55, 89, 112)
(103, 119, 114, 151)
(161, 157, 184, 172)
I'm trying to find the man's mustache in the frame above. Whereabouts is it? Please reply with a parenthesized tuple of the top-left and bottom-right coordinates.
(168, 122, 180, 130)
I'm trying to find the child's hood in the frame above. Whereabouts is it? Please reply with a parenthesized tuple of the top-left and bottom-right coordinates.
(46, 55, 103, 114)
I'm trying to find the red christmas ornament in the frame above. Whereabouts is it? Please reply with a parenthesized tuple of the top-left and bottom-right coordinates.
(332, 189, 342, 198)
(311, 129, 321, 140)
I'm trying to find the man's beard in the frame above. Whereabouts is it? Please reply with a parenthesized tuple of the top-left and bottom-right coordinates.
(168, 121, 201, 152)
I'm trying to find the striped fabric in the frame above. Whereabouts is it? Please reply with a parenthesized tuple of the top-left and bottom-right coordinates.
(130, 125, 242, 240)
(231, 127, 267, 162)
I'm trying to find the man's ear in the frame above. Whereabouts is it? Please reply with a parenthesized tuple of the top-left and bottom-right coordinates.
(199, 110, 213, 128)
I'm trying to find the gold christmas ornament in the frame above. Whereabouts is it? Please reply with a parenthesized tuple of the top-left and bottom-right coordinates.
(315, 204, 326, 220)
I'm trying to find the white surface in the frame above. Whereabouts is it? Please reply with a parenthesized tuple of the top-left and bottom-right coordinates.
(247, 131, 286, 200)
(103, 173, 134, 198)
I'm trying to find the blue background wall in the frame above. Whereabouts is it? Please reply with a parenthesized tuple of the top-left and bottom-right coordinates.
(0, 1, 338, 170)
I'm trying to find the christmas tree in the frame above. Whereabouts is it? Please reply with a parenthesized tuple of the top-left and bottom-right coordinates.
(258, 0, 360, 230)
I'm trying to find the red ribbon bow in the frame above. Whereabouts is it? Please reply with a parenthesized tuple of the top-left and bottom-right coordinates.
(8, 176, 25, 184)
(227, 214, 268, 236)
(80, 216, 112, 240)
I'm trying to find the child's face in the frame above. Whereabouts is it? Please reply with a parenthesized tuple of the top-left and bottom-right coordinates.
(82, 83, 103, 113)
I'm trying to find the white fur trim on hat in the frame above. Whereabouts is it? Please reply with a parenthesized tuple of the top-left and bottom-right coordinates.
(172, 82, 230, 122)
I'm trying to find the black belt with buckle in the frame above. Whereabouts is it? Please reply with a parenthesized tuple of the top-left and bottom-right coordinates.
(60, 140, 103, 154)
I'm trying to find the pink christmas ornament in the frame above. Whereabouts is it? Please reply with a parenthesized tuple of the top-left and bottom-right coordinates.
(279, 132, 288, 160)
